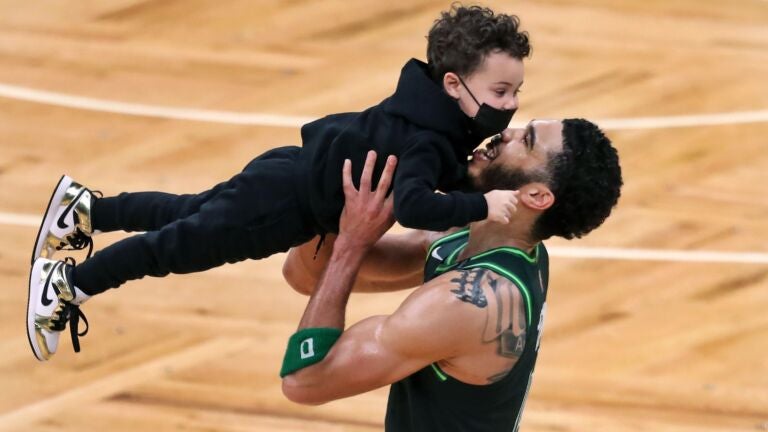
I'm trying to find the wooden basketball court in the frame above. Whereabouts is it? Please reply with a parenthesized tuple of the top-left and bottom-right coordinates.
(1, 1, 766, 430)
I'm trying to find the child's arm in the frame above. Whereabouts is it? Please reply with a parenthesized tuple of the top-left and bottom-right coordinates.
(393, 140, 515, 230)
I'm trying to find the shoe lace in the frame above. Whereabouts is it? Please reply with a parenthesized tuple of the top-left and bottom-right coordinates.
(60, 230, 94, 259)
(49, 303, 89, 353)
(49, 257, 90, 353)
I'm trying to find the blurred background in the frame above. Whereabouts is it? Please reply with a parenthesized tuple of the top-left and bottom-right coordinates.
(0, 1, 766, 430)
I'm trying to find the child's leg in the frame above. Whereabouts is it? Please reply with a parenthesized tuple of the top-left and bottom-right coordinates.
(92, 147, 301, 233)
(92, 184, 234, 233)
(33, 176, 236, 262)
(71, 146, 317, 295)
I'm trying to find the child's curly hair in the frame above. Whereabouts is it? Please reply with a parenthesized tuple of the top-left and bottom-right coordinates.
(427, 3, 531, 80)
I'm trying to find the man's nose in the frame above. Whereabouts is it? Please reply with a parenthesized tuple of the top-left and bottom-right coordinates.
(500, 127, 524, 143)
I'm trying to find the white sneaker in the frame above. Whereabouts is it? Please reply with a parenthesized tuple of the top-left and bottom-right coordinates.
(31, 175, 98, 264)
(27, 257, 90, 361)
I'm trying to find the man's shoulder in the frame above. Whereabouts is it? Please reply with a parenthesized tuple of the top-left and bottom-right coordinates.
(380, 272, 489, 358)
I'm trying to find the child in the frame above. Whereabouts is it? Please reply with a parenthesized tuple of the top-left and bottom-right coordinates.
(27, 4, 530, 361)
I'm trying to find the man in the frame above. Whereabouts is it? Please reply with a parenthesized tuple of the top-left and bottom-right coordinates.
(280, 118, 623, 431)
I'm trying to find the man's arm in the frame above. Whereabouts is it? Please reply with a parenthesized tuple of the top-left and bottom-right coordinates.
(281, 270, 485, 404)
(282, 263, 531, 404)
(282, 229, 436, 295)
(281, 148, 426, 296)
(279, 151, 400, 380)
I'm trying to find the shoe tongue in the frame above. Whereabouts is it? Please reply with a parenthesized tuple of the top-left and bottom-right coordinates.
(71, 286, 90, 305)
(63, 265, 89, 304)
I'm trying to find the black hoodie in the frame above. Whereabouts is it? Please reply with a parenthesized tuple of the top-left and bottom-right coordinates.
(297, 59, 488, 234)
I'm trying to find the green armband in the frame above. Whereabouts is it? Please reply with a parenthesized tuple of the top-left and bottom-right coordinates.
(280, 327, 342, 377)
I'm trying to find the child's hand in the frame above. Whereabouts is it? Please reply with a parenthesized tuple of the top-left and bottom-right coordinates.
(483, 189, 520, 224)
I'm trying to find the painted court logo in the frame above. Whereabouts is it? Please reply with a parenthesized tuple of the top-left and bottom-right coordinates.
(300, 338, 315, 359)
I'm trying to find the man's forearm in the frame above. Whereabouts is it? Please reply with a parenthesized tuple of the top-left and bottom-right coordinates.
(281, 152, 396, 380)
(283, 231, 427, 295)
(297, 236, 367, 330)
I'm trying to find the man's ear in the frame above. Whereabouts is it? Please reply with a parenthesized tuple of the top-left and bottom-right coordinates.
(520, 183, 554, 211)
(443, 72, 462, 99)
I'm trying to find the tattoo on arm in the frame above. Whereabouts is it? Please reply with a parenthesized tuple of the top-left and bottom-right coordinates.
(450, 269, 488, 308)
(449, 269, 528, 383)
(495, 278, 527, 359)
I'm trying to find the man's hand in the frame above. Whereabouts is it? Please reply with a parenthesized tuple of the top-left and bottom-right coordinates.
(338, 151, 398, 251)
(292, 150, 398, 330)
(484, 189, 520, 224)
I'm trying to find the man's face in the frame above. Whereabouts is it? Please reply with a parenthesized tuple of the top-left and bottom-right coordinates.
(468, 119, 564, 191)
(453, 51, 524, 117)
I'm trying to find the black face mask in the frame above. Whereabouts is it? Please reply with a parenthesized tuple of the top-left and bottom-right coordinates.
(458, 75, 516, 139)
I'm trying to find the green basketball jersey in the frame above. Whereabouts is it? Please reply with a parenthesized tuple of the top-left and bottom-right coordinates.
(385, 228, 549, 431)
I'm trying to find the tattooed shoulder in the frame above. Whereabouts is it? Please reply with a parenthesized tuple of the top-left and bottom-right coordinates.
(449, 268, 528, 357)
(451, 269, 529, 384)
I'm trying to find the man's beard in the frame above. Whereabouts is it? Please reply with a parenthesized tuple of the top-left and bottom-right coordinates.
(473, 163, 544, 193)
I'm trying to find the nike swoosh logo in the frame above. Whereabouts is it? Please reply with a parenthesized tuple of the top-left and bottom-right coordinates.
(40, 262, 60, 307)
(431, 246, 443, 261)
(56, 189, 85, 230)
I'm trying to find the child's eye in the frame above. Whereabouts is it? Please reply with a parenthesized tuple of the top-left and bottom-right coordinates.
(495, 89, 506, 96)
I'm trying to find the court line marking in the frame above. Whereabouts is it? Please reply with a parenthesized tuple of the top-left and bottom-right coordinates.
(545, 246, 768, 264)
(3, 211, 766, 264)
(0, 83, 317, 127)
(0, 82, 767, 130)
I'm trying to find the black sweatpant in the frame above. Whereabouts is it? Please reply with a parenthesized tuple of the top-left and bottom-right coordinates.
(73, 146, 318, 295)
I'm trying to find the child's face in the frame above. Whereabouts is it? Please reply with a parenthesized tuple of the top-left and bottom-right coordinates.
(444, 51, 525, 118)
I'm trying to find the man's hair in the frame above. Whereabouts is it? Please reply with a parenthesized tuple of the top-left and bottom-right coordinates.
(532, 119, 623, 240)
(426, 4, 531, 81)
